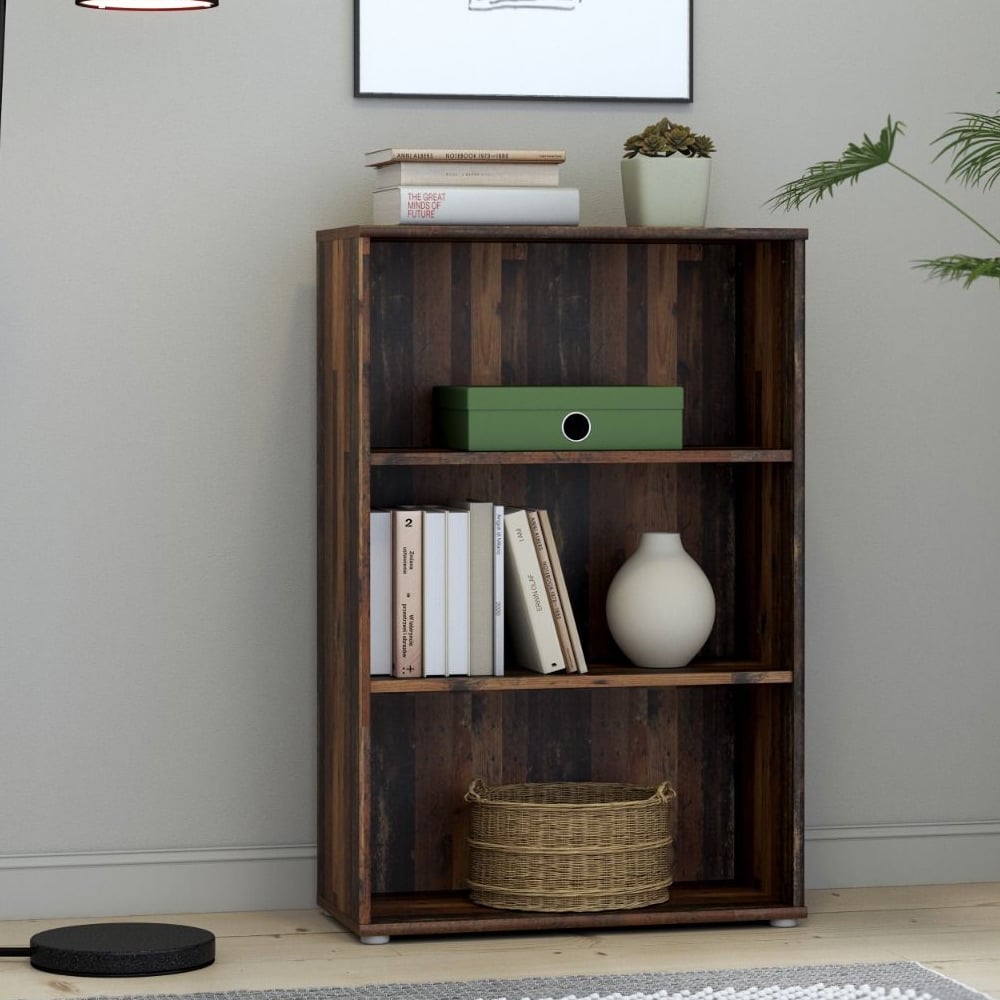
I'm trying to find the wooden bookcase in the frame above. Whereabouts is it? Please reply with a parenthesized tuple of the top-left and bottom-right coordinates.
(316, 225, 806, 941)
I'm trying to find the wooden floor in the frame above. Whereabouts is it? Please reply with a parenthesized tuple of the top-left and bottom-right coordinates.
(2, 885, 999, 1000)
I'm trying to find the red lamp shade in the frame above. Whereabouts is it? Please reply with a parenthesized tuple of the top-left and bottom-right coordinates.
(76, 1, 218, 9)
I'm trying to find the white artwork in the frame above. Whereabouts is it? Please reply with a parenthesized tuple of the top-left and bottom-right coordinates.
(355, 0, 691, 101)
(468, 0, 583, 10)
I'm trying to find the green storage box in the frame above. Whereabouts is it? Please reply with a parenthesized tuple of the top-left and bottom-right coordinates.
(433, 385, 684, 451)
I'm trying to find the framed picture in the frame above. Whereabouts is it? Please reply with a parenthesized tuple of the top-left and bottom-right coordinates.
(1, 0, 6, 139)
(355, 0, 692, 102)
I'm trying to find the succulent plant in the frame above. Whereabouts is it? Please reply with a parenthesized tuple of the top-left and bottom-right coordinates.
(623, 117, 715, 159)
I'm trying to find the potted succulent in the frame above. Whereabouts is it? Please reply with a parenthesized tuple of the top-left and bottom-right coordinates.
(621, 116, 716, 227)
(768, 106, 1000, 287)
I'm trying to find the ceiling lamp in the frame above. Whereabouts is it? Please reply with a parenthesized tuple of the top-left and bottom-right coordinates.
(76, 1, 218, 9)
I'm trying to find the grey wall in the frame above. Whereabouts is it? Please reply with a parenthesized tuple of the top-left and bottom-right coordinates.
(1, 1, 998, 919)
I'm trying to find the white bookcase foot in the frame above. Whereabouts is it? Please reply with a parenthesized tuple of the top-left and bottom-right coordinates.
(769, 918, 799, 928)
(361, 934, 390, 945)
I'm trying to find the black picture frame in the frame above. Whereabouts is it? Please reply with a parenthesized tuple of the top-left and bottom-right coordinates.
(1, 0, 6, 139)
(355, 0, 692, 103)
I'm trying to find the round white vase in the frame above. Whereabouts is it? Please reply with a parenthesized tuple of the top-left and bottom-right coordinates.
(605, 532, 716, 669)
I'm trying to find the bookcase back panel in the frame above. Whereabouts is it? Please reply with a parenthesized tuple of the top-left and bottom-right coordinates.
(366, 239, 796, 452)
(368, 687, 759, 895)
(370, 462, 795, 668)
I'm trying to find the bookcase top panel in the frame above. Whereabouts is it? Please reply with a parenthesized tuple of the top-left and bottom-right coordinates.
(317, 225, 809, 244)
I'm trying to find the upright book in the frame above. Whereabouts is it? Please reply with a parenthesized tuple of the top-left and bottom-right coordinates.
(452, 500, 503, 676)
(441, 506, 471, 677)
(420, 508, 447, 677)
(525, 508, 579, 673)
(424, 505, 472, 677)
(364, 147, 566, 167)
(391, 508, 423, 677)
(491, 502, 505, 676)
(538, 509, 587, 673)
(369, 510, 392, 676)
(503, 508, 566, 674)
(374, 186, 580, 226)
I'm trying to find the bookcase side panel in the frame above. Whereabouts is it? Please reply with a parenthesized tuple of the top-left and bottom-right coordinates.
(731, 237, 804, 906)
(791, 237, 806, 904)
(317, 235, 370, 926)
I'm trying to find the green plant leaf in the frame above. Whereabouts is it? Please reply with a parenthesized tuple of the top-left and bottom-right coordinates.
(767, 117, 905, 210)
(623, 116, 714, 158)
(914, 254, 1000, 287)
(933, 109, 1000, 191)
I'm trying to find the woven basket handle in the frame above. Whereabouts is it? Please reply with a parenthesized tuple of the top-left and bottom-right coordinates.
(655, 781, 676, 804)
(468, 779, 674, 803)
(466, 778, 490, 803)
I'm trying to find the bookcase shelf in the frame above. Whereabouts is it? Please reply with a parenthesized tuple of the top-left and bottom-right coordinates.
(370, 448, 794, 466)
(317, 224, 806, 941)
(364, 883, 800, 937)
(370, 663, 794, 694)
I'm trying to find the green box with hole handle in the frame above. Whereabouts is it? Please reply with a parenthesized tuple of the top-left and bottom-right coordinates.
(433, 385, 684, 451)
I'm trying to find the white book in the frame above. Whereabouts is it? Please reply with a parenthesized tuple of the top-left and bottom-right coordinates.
(451, 500, 496, 676)
(442, 507, 471, 677)
(372, 160, 560, 191)
(492, 503, 505, 676)
(538, 508, 586, 673)
(503, 509, 566, 675)
(373, 186, 580, 226)
(421, 508, 447, 677)
(526, 508, 576, 673)
(369, 510, 392, 676)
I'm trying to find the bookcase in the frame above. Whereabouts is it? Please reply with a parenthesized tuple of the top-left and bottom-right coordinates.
(316, 225, 806, 941)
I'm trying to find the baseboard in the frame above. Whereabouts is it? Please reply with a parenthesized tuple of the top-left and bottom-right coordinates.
(0, 845, 317, 920)
(5, 824, 1000, 920)
(805, 820, 1000, 888)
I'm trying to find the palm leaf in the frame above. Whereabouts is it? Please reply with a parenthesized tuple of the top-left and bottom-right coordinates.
(933, 109, 1000, 191)
(914, 254, 1000, 287)
(767, 117, 905, 210)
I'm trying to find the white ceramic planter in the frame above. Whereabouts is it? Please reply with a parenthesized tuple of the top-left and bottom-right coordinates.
(620, 156, 711, 227)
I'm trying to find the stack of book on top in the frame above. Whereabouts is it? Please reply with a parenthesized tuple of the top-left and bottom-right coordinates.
(366, 147, 579, 226)
(369, 502, 586, 678)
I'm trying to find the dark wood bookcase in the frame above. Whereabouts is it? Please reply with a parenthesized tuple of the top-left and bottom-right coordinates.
(316, 225, 806, 941)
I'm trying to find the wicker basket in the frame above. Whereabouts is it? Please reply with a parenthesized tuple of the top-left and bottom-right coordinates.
(465, 779, 675, 913)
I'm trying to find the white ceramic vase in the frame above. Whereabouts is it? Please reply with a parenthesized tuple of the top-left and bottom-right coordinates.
(605, 532, 716, 669)
(620, 156, 711, 227)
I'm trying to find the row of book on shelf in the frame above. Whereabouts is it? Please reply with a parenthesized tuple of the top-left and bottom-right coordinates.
(370, 502, 586, 678)
(365, 145, 580, 226)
